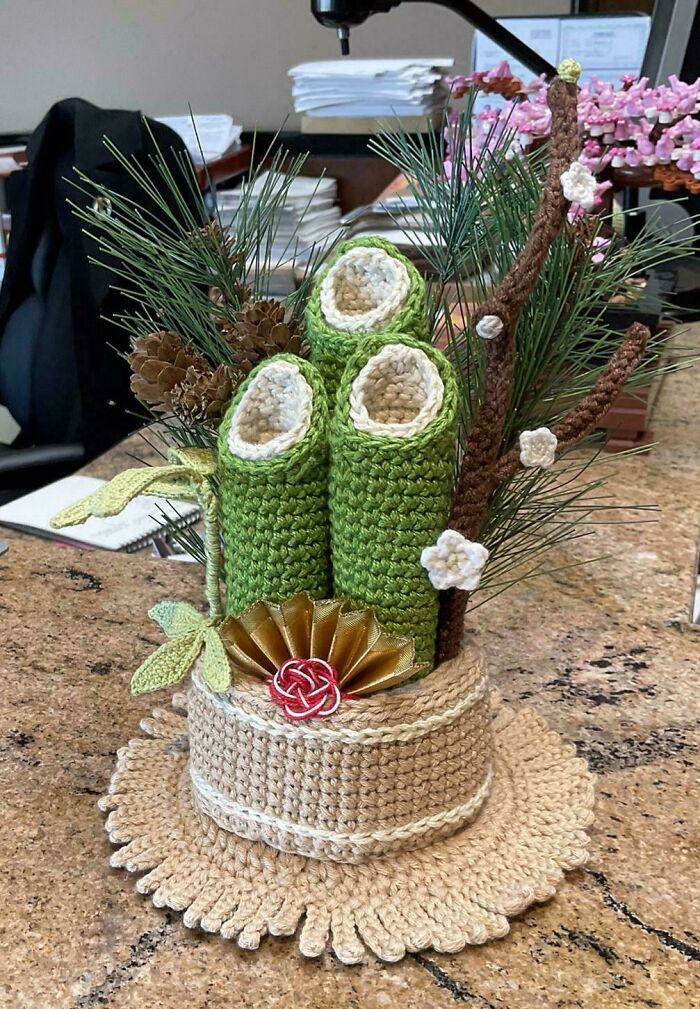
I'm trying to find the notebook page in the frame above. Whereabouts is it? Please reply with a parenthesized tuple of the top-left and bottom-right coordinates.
(0, 475, 200, 550)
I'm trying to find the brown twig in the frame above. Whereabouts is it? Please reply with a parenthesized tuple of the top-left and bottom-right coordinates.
(493, 321, 650, 482)
(435, 72, 581, 665)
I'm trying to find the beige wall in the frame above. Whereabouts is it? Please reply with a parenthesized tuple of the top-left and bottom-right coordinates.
(1, 0, 566, 135)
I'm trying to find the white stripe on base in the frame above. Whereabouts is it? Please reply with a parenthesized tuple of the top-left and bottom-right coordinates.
(191, 670, 489, 745)
(190, 763, 494, 849)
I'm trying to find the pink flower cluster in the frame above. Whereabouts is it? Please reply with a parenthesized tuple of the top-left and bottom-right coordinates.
(447, 65, 700, 196)
(578, 75, 700, 177)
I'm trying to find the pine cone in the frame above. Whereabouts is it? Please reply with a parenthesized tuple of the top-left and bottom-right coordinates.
(128, 331, 208, 412)
(194, 222, 247, 272)
(219, 300, 303, 371)
(194, 221, 235, 256)
(210, 280, 252, 313)
(170, 364, 237, 427)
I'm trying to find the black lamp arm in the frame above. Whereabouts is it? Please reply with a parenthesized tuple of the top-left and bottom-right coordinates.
(420, 0, 557, 79)
(311, 0, 558, 79)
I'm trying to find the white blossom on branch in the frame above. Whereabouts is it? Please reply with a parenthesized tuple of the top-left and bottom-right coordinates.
(560, 161, 598, 210)
(420, 530, 489, 591)
(475, 314, 504, 340)
(519, 427, 558, 468)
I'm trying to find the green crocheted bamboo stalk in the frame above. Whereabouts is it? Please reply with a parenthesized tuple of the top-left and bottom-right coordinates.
(306, 236, 428, 405)
(329, 334, 458, 666)
(218, 355, 331, 615)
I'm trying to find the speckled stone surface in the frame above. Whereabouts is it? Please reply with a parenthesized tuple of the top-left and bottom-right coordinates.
(1, 330, 699, 1009)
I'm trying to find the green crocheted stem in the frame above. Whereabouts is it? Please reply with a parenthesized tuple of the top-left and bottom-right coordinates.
(218, 355, 331, 615)
(306, 236, 429, 405)
(329, 334, 458, 667)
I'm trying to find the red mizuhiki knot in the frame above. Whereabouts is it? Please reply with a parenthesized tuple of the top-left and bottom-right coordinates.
(269, 658, 344, 721)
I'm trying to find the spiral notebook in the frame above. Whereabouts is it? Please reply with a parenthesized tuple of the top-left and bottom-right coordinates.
(0, 475, 200, 552)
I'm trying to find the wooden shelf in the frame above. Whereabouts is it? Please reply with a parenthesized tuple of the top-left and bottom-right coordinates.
(195, 145, 251, 189)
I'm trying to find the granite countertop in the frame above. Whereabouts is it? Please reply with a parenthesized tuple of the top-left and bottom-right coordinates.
(1, 330, 699, 1009)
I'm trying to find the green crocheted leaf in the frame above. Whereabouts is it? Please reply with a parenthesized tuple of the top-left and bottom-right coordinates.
(130, 632, 204, 695)
(168, 446, 217, 479)
(50, 464, 184, 528)
(140, 477, 199, 501)
(50, 450, 215, 530)
(202, 627, 231, 692)
(149, 601, 206, 639)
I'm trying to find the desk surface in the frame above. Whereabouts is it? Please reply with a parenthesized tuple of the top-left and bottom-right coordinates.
(2, 330, 699, 1008)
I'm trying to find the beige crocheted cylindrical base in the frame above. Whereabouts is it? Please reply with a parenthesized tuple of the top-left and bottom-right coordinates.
(99, 692, 595, 963)
(187, 650, 492, 862)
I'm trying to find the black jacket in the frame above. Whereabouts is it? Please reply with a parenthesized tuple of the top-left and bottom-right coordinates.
(0, 98, 202, 458)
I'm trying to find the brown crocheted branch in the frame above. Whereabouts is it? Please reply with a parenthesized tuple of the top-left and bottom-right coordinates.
(493, 321, 651, 482)
(435, 71, 581, 666)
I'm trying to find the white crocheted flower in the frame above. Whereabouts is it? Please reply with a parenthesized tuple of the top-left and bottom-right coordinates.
(560, 161, 598, 211)
(420, 530, 489, 592)
(475, 314, 504, 340)
(519, 427, 558, 469)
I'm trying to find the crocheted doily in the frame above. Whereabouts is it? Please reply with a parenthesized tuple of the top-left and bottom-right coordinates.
(99, 696, 594, 963)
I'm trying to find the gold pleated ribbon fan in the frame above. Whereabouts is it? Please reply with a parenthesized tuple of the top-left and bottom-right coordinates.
(220, 592, 427, 709)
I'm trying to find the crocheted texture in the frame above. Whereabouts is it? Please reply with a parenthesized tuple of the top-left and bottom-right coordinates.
(320, 245, 411, 333)
(187, 648, 492, 862)
(50, 447, 224, 619)
(436, 72, 582, 664)
(99, 673, 595, 963)
(557, 58, 582, 84)
(50, 447, 215, 528)
(130, 602, 230, 696)
(306, 236, 428, 403)
(421, 530, 489, 592)
(519, 427, 558, 469)
(329, 335, 458, 666)
(218, 355, 331, 615)
(560, 161, 598, 211)
(225, 358, 313, 460)
(349, 343, 444, 438)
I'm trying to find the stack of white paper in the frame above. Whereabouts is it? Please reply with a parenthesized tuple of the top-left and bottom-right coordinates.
(288, 59, 454, 119)
(342, 188, 446, 269)
(155, 114, 242, 163)
(218, 172, 343, 275)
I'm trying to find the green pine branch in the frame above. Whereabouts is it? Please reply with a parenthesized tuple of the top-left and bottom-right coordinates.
(371, 104, 698, 603)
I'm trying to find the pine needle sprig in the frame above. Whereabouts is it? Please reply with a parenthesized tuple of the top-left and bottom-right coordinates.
(69, 133, 327, 370)
(477, 444, 656, 581)
(371, 99, 697, 611)
(66, 122, 348, 565)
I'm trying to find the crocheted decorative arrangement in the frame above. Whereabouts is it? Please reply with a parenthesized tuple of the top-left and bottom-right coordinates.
(50, 57, 682, 963)
(306, 236, 428, 402)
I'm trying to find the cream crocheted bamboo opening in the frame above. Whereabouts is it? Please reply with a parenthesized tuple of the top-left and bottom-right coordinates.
(349, 344, 444, 438)
(320, 247, 411, 333)
(227, 360, 313, 460)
